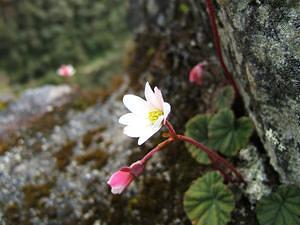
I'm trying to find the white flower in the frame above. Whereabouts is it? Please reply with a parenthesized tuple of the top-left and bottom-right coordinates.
(119, 82, 171, 145)
(57, 64, 75, 77)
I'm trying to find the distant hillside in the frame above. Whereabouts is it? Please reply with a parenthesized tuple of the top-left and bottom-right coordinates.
(0, 0, 128, 83)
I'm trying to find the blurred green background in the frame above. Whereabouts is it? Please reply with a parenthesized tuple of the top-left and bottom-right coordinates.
(0, 0, 129, 92)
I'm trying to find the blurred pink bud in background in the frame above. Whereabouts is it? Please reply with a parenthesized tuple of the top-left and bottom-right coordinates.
(57, 64, 75, 77)
(189, 61, 208, 85)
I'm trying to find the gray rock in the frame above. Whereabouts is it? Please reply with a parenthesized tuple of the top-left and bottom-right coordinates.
(238, 145, 271, 203)
(0, 85, 72, 139)
(0, 94, 15, 107)
(0, 78, 134, 224)
(216, 1, 300, 186)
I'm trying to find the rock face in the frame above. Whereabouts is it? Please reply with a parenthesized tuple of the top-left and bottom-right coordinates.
(0, 85, 72, 139)
(238, 145, 271, 203)
(216, 1, 300, 186)
(0, 80, 134, 224)
(1, 0, 298, 224)
(0, 78, 204, 225)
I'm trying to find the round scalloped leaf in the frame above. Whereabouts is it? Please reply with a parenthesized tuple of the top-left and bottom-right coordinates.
(256, 185, 300, 225)
(184, 172, 235, 225)
(185, 114, 213, 165)
(208, 109, 253, 156)
(213, 85, 235, 111)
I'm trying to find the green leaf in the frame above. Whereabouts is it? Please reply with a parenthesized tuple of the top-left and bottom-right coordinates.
(184, 172, 235, 225)
(185, 114, 213, 164)
(256, 185, 300, 225)
(208, 109, 253, 156)
(212, 86, 235, 111)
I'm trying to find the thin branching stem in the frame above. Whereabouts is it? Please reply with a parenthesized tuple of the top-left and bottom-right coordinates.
(166, 120, 243, 182)
(140, 137, 174, 164)
(205, 0, 239, 95)
(139, 120, 243, 183)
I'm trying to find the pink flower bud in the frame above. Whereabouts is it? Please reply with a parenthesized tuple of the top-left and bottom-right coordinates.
(129, 160, 144, 177)
(189, 61, 208, 85)
(107, 161, 144, 194)
(57, 64, 75, 77)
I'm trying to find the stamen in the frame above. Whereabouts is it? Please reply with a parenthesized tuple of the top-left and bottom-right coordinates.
(148, 110, 163, 124)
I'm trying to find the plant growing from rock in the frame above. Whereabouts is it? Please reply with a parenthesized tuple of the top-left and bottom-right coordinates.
(107, 82, 243, 192)
(184, 172, 235, 225)
(212, 85, 235, 111)
(256, 185, 300, 225)
(184, 108, 253, 164)
(107, 81, 256, 225)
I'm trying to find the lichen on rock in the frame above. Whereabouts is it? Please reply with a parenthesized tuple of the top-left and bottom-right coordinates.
(238, 145, 271, 203)
(217, 0, 300, 186)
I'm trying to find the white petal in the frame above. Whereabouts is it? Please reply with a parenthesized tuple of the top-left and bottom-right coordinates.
(154, 87, 164, 110)
(111, 186, 125, 194)
(123, 94, 149, 116)
(144, 82, 162, 110)
(119, 113, 151, 128)
(163, 102, 171, 123)
(145, 82, 155, 104)
(123, 126, 144, 137)
(137, 124, 162, 145)
(119, 113, 137, 125)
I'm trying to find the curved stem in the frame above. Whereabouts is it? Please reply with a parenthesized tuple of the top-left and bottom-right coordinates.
(205, 0, 239, 95)
(164, 120, 243, 182)
(165, 120, 177, 138)
(176, 135, 243, 182)
(139, 121, 243, 183)
(140, 137, 174, 164)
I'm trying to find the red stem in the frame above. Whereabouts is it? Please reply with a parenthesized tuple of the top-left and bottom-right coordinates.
(139, 121, 243, 183)
(205, 0, 239, 94)
(165, 120, 177, 138)
(165, 120, 243, 182)
(176, 135, 243, 182)
(140, 137, 174, 164)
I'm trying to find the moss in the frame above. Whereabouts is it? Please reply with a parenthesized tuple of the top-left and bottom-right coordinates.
(54, 141, 76, 170)
(71, 89, 103, 111)
(75, 149, 108, 169)
(72, 75, 124, 111)
(22, 182, 54, 208)
(0, 101, 8, 110)
(0, 142, 9, 155)
(0, 134, 20, 156)
(81, 126, 106, 148)
(4, 202, 24, 225)
(130, 177, 168, 212)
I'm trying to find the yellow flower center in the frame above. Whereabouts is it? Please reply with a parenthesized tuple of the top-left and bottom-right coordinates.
(148, 110, 163, 124)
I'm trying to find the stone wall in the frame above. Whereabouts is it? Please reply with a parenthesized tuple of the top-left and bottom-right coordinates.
(216, 0, 300, 186)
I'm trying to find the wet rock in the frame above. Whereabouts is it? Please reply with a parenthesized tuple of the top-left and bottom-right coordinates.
(216, 1, 300, 186)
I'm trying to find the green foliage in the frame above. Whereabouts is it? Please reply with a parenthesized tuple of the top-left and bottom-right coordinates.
(0, 0, 128, 83)
(212, 86, 235, 111)
(185, 114, 212, 164)
(185, 109, 253, 163)
(184, 171, 235, 225)
(209, 109, 253, 156)
(256, 185, 300, 225)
